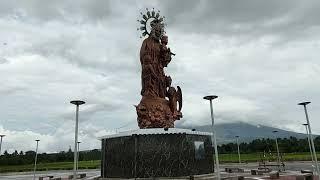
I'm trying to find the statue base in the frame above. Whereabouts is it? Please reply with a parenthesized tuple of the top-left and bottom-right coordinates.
(100, 128, 214, 178)
(136, 96, 181, 128)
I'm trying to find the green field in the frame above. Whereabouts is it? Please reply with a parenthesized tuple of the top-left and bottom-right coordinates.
(219, 152, 316, 163)
(0, 152, 318, 173)
(0, 160, 100, 173)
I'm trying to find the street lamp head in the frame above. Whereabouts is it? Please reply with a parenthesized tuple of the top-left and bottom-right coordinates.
(272, 130, 278, 133)
(0, 135, 5, 137)
(70, 100, 86, 106)
(35, 139, 40, 142)
(235, 135, 239, 138)
(77, 141, 81, 144)
(302, 123, 308, 126)
(203, 95, 218, 101)
(298, 101, 311, 106)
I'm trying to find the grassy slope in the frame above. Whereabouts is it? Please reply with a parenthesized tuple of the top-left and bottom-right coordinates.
(0, 152, 316, 173)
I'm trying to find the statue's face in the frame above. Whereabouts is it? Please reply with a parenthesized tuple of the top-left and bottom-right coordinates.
(151, 27, 162, 40)
(154, 27, 162, 39)
(151, 21, 163, 40)
(161, 36, 168, 45)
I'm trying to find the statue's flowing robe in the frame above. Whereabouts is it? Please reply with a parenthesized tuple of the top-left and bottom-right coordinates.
(140, 36, 166, 98)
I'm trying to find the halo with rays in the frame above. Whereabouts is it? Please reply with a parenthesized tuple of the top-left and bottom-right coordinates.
(137, 8, 165, 38)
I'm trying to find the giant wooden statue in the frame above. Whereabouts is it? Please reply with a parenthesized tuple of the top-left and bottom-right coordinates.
(136, 9, 182, 128)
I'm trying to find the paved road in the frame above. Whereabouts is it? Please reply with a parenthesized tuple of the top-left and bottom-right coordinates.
(0, 161, 316, 179)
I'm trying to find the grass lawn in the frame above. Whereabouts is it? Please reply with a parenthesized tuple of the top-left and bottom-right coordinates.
(219, 152, 316, 163)
(0, 160, 100, 173)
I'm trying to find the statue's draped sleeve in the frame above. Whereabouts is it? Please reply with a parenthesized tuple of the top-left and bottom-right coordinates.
(140, 38, 158, 97)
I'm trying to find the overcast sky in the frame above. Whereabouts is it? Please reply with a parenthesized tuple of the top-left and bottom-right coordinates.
(0, 0, 320, 153)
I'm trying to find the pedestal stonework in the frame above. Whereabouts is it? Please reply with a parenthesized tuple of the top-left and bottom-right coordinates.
(100, 128, 214, 178)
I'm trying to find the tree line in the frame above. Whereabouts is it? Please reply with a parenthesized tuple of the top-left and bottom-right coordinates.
(0, 147, 101, 166)
(218, 136, 320, 154)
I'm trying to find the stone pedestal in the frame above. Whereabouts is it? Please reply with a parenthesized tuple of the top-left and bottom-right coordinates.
(100, 128, 214, 178)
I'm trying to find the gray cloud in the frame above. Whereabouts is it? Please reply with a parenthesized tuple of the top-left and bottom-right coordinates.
(159, 0, 320, 43)
(0, 0, 111, 22)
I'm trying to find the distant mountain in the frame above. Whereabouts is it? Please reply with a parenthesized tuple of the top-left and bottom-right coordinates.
(178, 122, 309, 144)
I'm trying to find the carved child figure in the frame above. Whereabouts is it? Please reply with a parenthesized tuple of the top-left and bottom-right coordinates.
(160, 35, 172, 67)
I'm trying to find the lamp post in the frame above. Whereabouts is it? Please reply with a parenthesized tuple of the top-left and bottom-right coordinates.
(203, 95, 220, 180)
(0, 135, 5, 155)
(77, 141, 81, 171)
(235, 136, 241, 164)
(70, 100, 85, 180)
(33, 139, 40, 180)
(303, 123, 315, 170)
(272, 130, 281, 171)
(298, 101, 319, 176)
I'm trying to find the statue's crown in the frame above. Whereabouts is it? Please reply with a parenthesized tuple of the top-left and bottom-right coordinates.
(137, 8, 166, 38)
